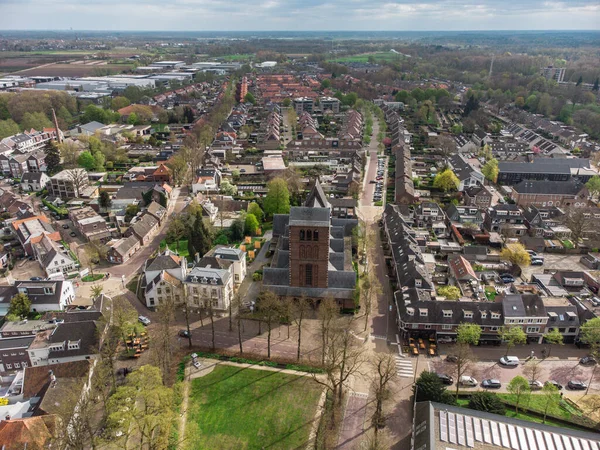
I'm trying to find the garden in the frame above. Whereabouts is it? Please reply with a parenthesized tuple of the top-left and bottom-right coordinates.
(185, 365, 322, 449)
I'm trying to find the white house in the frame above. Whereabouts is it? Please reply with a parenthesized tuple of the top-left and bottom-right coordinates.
(143, 250, 186, 309)
(184, 266, 233, 312)
(27, 321, 99, 366)
(0, 280, 75, 316)
(208, 247, 247, 285)
(20, 172, 50, 192)
(33, 235, 77, 277)
(448, 154, 485, 192)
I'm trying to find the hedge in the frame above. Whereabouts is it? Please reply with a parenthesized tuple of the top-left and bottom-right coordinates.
(42, 199, 68, 216)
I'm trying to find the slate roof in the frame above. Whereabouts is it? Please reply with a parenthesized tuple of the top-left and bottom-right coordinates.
(20, 172, 46, 183)
(210, 246, 245, 261)
(502, 293, 545, 318)
(0, 336, 34, 350)
(512, 179, 583, 195)
(304, 179, 331, 209)
(0, 280, 70, 308)
(399, 298, 504, 327)
(46, 321, 99, 359)
(186, 266, 230, 286)
(288, 206, 330, 227)
(146, 253, 181, 271)
(449, 154, 478, 182)
(130, 214, 158, 239)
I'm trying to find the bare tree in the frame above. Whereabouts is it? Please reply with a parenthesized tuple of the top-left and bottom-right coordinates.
(152, 295, 176, 383)
(362, 267, 380, 332)
(182, 285, 193, 349)
(234, 292, 244, 355)
(207, 299, 216, 351)
(290, 295, 312, 361)
(256, 291, 281, 359)
(66, 168, 89, 198)
(84, 241, 108, 276)
(562, 207, 595, 249)
(370, 353, 397, 434)
(318, 297, 340, 365)
(523, 359, 542, 382)
(450, 343, 477, 399)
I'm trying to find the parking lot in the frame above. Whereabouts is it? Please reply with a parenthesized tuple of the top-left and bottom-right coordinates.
(520, 253, 593, 281)
(370, 156, 386, 203)
(414, 343, 600, 398)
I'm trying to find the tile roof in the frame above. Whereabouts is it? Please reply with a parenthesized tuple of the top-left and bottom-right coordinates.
(0, 415, 58, 450)
(23, 360, 90, 399)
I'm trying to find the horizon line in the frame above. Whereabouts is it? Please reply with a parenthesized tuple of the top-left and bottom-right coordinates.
(1, 29, 600, 33)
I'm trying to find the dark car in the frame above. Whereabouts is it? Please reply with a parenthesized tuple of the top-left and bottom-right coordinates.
(501, 275, 515, 283)
(29, 276, 44, 281)
(62, 224, 69, 229)
(482, 379, 502, 389)
(568, 380, 587, 390)
(545, 380, 563, 390)
(178, 330, 191, 338)
(70, 232, 76, 237)
(436, 373, 454, 385)
(446, 355, 458, 363)
(580, 356, 597, 366)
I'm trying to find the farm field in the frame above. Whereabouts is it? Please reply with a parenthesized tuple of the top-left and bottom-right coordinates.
(12, 63, 134, 77)
(185, 365, 322, 450)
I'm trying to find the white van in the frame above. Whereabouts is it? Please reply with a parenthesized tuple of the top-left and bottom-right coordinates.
(499, 356, 520, 366)
(459, 376, 478, 386)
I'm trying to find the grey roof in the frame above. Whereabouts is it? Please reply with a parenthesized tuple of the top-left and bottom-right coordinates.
(47, 321, 99, 358)
(111, 235, 139, 256)
(211, 246, 245, 261)
(0, 280, 70, 307)
(130, 214, 158, 239)
(80, 121, 105, 133)
(304, 179, 331, 209)
(20, 172, 46, 183)
(399, 298, 504, 327)
(502, 293, 545, 318)
(272, 214, 290, 238)
(146, 253, 181, 272)
(42, 310, 102, 323)
(513, 179, 583, 195)
(449, 154, 478, 182)
(0, 336, 35, 350)
(186, 266, 230, 285)
(499, 158, 591, 175)
(288, 206, 331, 227)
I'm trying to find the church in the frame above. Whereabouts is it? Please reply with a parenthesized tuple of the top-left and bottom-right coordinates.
(262, 180, 359, 307)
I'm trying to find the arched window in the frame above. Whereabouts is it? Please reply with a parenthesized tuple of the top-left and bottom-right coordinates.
(300, 229, 305, 240)
(307, 230, 312, 241)
(305, 264, 313, 286)
(313, 229, 319, 241)
(300, 246, 305, 259)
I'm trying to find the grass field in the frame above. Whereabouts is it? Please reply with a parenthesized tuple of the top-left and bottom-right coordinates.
(160, 239, 189, 258)
(185, 365, 322, 450)
(329, 51, 406, 63)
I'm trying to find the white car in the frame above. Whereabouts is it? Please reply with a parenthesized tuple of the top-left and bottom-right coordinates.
(138, 315, 151, 326)
(437, 336, 453, 344)
(459, 376, 478, 387)
(499, 356, 520, 366)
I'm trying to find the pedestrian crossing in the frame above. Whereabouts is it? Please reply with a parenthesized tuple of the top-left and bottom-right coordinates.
(396, 354, 414, 379)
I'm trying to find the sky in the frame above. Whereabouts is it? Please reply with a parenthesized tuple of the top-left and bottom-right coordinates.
(0, 0, 599, 31)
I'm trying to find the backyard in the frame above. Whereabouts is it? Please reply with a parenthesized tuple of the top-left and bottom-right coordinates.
(185, 365, 322, 449)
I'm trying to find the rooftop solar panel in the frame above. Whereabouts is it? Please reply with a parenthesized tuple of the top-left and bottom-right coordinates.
(457, 414, 466, 446)
(491, 421, 502, 447)
(440, 410, 448, 442)
(482, 419, 492, 444)
(464, 415, 475, 448)
(448, 412, 457, 444)
(517, 426, 530, 450)
(472, 417, 483, 442)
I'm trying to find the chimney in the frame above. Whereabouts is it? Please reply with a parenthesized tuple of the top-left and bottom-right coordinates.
(51, 108, 63, 144)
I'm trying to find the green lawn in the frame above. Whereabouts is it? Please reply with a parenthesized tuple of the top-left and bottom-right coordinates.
(160, 239, 189, 257)
(561, 240, 575, 249)
(498, 393, 581, 419)
(485, 286, 497, 301)
(185, 365, 322, 450)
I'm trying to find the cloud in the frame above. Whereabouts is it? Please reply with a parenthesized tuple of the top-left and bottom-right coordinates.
(0, 0, 598, 30)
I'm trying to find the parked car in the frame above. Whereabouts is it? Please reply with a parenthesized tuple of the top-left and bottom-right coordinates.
(531, 259, 544, 266)
(568, 380, 587, 390)
(482, 379, 501, 389)
(580, 356, 597, 366)
(370, 180, 377, 184)
(459, 376, 478, 387)
(446, 355, 458, 363)
(62, 224, 69, 229)
(138, 315, 151, 326)
(436, 373, 454, 385)
(529, 380, 543, 390)
(437, 336, 453, 344)
(499, 356, 520, 366)
(30, 276, 44, 281)
(70, 232, 76, 237)
(591, 297, 600, 307)
(178, 330, 191, 338)
(545, 380, 563, 390)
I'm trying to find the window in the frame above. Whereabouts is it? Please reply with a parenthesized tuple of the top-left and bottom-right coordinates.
(211, 289, 217, 298)
(22, 362, 27, 368)
(412, 323, 419, 329)
(489, 326, 499, 331)
(157, 288, 162, 294)
(419, 309, 428, 317)
(5, 364, 11, 369)
(149, 299, 155, 306)
(313, 230, 319, 241)
(424, 325, 432, 329)
(300, 230, 305, 240)
(415, 279, 422, 288)
(481, 311, 487, 319)
(464, 311, 473, 319)
(443, 310, 453, 318)
(235, 274, 239, 281)
(442, 324, 452, 330)
(526, 327, 540, 333)
(307, 230, 312, 241)
(491, 312, 501, 319)
(558, 328, 566, 333)
(305, 264, 313, 286)
(568, 328, 577, 333)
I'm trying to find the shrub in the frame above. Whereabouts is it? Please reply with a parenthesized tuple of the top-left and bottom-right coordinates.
(252, 272, 263, 281)
(468, 391, 506, 415)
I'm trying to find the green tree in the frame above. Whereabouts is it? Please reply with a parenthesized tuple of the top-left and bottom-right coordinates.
(166, 217, 187, 251)
(500, 243, 531, 266)
(20, 111, 52, 130)
(414, 372, 455, 405)
(188, 210, 211, 259)
(542, 383, 560, 423)
(247, 202, 264, 223)
(0, 119, 20, 139)
(580, 317, 600, 354)
(576, 76, 583, 86)
(450, 123, 463, 135)
(586, 176, 600, 199)
(437, 285, 461, 300)
(77, 151, 96, 170)
(124, 204, 140, 222)
(98, 191, 112, 210)
(220, 180, 237, 196)
(282, 98, 291, 107)
(501, 326, 527, 356)
(468, 391, 506, 415)
(320, 79, 332, 90)
(127, 112, 139, 125)
(230, 217, 245, 241)
(433, 169, 459, 192)
(543, 328, 564, 357)
(8, 293, 31, 318)
(44, 140, 61, 175)
(593, 78, 599, 92)
(515, 96, 525, 108)
(263, 177, 290, 217)
(111, 96, 130, 111)
(482, 158, 499, 183)
(244, 213, 259, 236)
(457, 323, 482, 345)
(93, 151, 105, 171)
(244, 92, 256, 105)
(166, 154, 187, 186)
(507, 376, 530, 414)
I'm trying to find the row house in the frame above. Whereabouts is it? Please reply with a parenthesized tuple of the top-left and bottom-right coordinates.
(339, 110, 362, 141)
(501, 293, 548, 344)
(522, 205, 569, 239)
(510, 179, 589, 208)
(285, 138, 363, 162)
(27, 321, 99, 367)
(484, 204, 527, 237)
(107, 235, 140, 264)
(413, 202, 446, 235)
(0, 128, 62, 154)
(124, 214, 159, 246)
(447, 154, 485, 192)
(0, 337, 34, 372)
(0, 151, 46, 178)
(69, 207, 111, 242)
(395, 145, 417, 205)
(446, 204, 484, 229)
(498, 158, 596, 185)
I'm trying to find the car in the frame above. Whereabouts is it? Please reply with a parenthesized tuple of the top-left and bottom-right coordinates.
(459, 376, 478, 387)
(482, 379, 502, 389)
(501, 276, 515, 283)
(568, 380, 587, 390)
(591, 297, 600, 307)
(446, 355, 458, 363)
(70, 232, 76, 237)
(240, 168, 246, 173)
(545, 380, 563, 390)
(590, 286, 599, 294)
(138, 315, 151, 326)
(436, 373, 454, 385)
(499, 356, 520, 366)
(580, 356, 597, 366)
(29, 276, 44, 281)
(531, 259, 544, 266)
(178, 330, 191, 338)
(526, 250, 537, 256)
(370, 180, 377, 184)
(62, 224, 69, 229)
(437, 336, 453, 344)
(529, 380, 543, 390)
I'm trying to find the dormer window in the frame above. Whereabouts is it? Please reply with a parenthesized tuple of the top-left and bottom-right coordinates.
(491, 312, 500, 319)
(481, 311, 487, 319)
(464, 311, 474, 319)
(406, 307, 414, 316)
(419, 308, 428, 317)
(443, 310, 453, 318)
